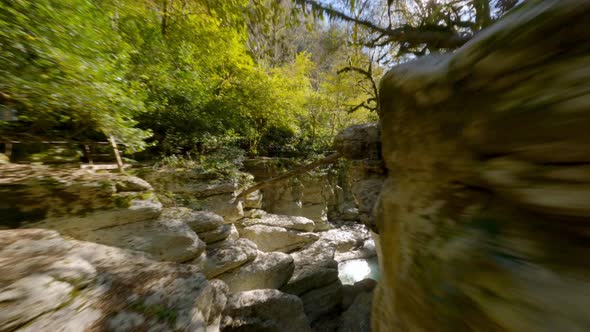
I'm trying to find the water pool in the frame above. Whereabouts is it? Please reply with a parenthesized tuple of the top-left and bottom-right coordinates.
(338, 256, 380, 285)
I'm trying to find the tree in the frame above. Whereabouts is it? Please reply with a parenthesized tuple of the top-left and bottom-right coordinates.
(294, 0, 523, 55)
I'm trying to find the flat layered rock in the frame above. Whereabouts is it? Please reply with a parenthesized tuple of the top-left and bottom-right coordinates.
(300, 281, 343, 323)
(240, 224, 319, 253)
(0, 229, 228, 332)
(197, 224, 232, 244)
(163, 207, 225, 233)
(282, 240, 338, 296)
(202, 238, 258, 278)
(221, 289, 312, 332)
(81, 213, 206, 263)
(240, 214, 315, 232)
(217, 251, 294, 292)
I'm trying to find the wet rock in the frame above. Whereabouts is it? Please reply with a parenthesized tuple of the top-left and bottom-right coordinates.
(282, 240, 338, 296)
(221, 289, 312, 332)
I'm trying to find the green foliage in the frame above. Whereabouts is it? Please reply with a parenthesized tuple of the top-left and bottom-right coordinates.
(0, 0, 150, 151)
(0, 0, 378, 159)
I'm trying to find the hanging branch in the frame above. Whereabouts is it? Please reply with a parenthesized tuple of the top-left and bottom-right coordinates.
(294, 0, 472, 49)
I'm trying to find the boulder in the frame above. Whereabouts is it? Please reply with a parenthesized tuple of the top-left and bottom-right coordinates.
(240, 224, 319, 253)
(200, 193, 244, 222)
(0, 152, 9, 164)
(165, 207, 225, 233)
(217, 251, 294, 292)
(282, 240, 338, 296)
(80, 211, 206, 263)
(333, 122, 381, 160)
(24, 192, 162, 237)
(202, 238, 258, 278)
(342, 279, 377, 310)
(300, 281, 343, 323)
(337, 291, 373, 332)
(221, 289, 312, 332)
(240, 213, 315, 232)
(197, 224, 232, 244)
(243, 208, 267, 219)
(243, 190, 263, 209)
(114, 176, 153, 192)
(0, 229, 228, 332)
(318, 229, 359, 253)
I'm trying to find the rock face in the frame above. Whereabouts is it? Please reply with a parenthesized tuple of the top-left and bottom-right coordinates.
(374, 1, 590, 331)
(239, 224, 319, 253)
(333, 122, 381, 161)
(0, 165, 162, 233)
(0, 229, 227, 332)
(81, 209, 206, 263)
(217, 251, 294, 292)
(243, 158, 334, 229)
(140, 167, 247, 222)
(221, 289, 312, 332)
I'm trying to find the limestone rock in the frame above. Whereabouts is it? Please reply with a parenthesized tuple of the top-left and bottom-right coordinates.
(217, 251, 294, 292)
(282, 240, 338, 296)
(200, 193, 244, 222)
(203, 238, 258, 278)
(197, 224, 232, 244)
(221, 289, 312, 332)
(240, 224, 319, 253)
(115, 176, 153, 192)
(80, 211, 206, 263)
(26, 193, 162, 237)
(342, 279, 377, 310)
(240, 213, 315, 232)
(164, 207, 225, 233)
(374, 1, 590, 331)
(300, 281, 343, 323)
(243, 190, 263, 209)
(0, 164, 161, 231)
(0, 229, 228, 332)
(337, 291, 372, 332)
(333, 122, 381, 160)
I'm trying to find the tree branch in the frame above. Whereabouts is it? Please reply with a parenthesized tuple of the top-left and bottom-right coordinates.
(295, 0, 472, 49)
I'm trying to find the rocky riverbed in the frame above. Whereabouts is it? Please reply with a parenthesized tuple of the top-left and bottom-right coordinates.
(0, 160, 379, 332)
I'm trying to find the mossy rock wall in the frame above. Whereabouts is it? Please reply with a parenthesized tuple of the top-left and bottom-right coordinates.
(375, 1, 590, 331)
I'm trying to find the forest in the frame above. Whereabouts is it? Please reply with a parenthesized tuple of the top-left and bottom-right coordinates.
(0, 0, 519, 162)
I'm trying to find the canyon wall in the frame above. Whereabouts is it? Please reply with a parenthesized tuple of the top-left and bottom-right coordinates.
(374, 1, 590, 331)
